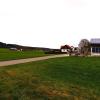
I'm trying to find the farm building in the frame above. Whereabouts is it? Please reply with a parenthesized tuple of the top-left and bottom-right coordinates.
(90, 38, 100, 56)
(60, 45, 72, 53)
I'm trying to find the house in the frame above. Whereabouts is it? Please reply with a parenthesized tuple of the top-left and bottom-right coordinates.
(90, 38, 100, 56)
(60, 45, 72, 53)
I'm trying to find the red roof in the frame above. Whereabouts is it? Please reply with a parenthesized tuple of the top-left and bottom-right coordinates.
(60, 45, 72, 49)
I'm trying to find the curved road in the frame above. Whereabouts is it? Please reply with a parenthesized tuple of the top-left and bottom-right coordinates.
(0, 54, 68, 67)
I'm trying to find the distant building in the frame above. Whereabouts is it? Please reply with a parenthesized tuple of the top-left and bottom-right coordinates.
(10, 48, 17, 51)
(60, 45, 72, 53)
(10, 48, 23, 51)
(90, 38, 100, 56)
(73, 47, 80, 55)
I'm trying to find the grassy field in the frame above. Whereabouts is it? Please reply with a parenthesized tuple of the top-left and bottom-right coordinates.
(0, 48, 47, 61)
(0, 57, 100, 99)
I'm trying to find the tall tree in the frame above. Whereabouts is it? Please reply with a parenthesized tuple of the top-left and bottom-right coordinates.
(78, 39, 90, 56)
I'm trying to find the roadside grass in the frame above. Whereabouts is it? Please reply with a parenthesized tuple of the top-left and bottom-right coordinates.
(0, 57, 100, 99)
(0, 48, 47, 61)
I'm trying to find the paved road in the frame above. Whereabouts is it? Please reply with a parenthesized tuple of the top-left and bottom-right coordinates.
(0, 54, 68, 67)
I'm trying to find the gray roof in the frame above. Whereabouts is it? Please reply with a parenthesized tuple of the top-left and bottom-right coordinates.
(90, 38, 100, 44)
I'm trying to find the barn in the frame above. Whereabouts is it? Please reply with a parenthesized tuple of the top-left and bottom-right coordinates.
(90, 38, 100, 56)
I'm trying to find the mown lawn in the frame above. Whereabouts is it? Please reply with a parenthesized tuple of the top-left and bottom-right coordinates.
(0, 48, 47, 61)
(0, 57, 100, 100)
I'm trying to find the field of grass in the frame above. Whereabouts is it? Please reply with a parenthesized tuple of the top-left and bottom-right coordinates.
(0, 48, 47, 61)
(0, 57, 100, 99)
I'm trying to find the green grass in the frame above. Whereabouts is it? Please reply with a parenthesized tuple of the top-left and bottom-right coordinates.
(0, 57, 100, 99)
(0, 48, 47, 61)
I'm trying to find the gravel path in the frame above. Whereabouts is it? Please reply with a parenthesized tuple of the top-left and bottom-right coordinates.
(0, 54, 68, 67)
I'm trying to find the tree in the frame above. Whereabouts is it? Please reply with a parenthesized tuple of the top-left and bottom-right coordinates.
(78, 39, 90, 56)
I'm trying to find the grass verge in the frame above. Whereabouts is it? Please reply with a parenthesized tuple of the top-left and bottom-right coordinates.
(0, 57, 100, 99)
(0, 48, 47, 61)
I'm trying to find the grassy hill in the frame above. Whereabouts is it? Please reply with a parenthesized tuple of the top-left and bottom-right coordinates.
(0, 48, 47, 61)
(0, 42, 53, 51)
(0, 57, 100, 99)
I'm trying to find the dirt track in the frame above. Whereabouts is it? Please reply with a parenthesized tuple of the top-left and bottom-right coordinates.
(0, 54, 68, 67)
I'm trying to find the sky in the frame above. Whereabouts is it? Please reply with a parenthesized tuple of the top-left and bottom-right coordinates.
(0, 0, 100, 49)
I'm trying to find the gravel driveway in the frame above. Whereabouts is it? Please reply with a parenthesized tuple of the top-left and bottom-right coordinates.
(0, 54, 68, 67)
